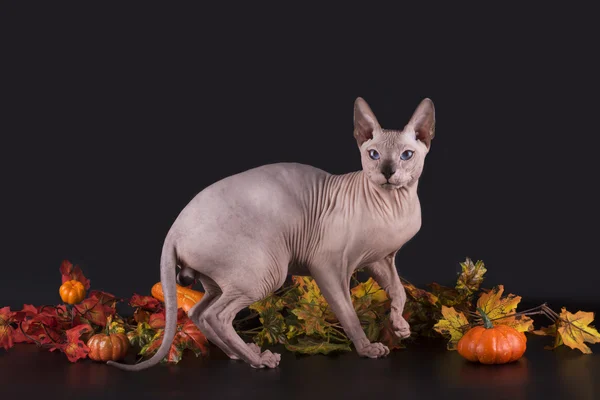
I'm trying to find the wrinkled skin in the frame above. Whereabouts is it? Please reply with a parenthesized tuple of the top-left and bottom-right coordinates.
(108, 97, 435, 370)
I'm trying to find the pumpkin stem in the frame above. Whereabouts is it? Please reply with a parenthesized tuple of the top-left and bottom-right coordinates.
(477, 307, 494, 329)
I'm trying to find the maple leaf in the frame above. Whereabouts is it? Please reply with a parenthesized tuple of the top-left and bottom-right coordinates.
(403, 281, 439, 306)
(556, 308, 600, 354)
(249, 296, 287, 346)
(60, 260, 90, 290)
(378, 319, 406, 350)
(129, 294, 162, 311)
(284, 337, 351, 355)
(351, 277, 388, 304)
(428, 282, 465, 307)
(433, 306, 470, 350)
(476, 285, 534, 333)
(57, 324, 93, 362)
(127, 322, 156, 349)
(106, 314, 126, 334)
(74, 298, 115, 327)
(0, 307, 17, 350)
(455, 258, 486, 295)
(139, 313, 208, 364)
(532, 323, 563, 350)
(89, 290, 119, 308)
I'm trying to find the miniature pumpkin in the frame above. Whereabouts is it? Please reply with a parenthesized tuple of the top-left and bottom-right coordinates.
(151, 282, 204, 312)
(59, 280, 86, 305)
(87, 332, 130, 362)
(457, 308, 527, 364)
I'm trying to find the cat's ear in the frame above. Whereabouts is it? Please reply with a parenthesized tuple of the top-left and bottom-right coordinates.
(353, 97, 381, 146)
(407, 98, 435, 148)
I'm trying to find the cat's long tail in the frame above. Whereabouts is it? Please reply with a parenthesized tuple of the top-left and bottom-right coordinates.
(107, 237, 178, 371)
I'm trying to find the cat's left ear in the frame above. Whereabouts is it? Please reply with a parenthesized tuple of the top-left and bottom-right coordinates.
(406, 98, 435, 148)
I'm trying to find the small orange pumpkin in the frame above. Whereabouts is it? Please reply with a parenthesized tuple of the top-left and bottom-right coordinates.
(59, 280, 86, 305)
(457, 307, 527, 364)
(151, 282, 204, 312)
(87, 332, 130, 362)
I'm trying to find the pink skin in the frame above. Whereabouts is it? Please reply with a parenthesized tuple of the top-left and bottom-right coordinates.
(107, 97, 435, 370)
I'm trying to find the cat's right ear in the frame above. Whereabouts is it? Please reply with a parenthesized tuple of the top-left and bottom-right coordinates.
(353, 97, 380, 146)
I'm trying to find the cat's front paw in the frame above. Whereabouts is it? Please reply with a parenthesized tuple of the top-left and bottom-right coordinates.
(390, 311, 411, 339)
(356, 342, 390, 359)
(250, 350, 281, 369)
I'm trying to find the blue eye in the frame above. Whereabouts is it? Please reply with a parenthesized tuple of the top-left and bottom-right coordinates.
(400, 150, 414, 160)
(368, 149, 380, 160)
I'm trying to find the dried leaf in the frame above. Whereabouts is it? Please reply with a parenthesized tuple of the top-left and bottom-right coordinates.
(556, 308, 600, 354)
(60, 260, 91, 290)
(428, 283, 464, 307)
(60, 324, 93, 362)
(129, 294, 162, 312)
(285, 337, 351, 355)
(89, 290, 119, 308)
(403, 281, 439, 306)
(0, 307, 17, 350)
(456, 258, 486, 295)
(74, 298, 115, 327)
(433, 306, 470, 350)
(351, 277, 388, 304)
(476, 285, 533, 333)
(378, 319, 406, 350)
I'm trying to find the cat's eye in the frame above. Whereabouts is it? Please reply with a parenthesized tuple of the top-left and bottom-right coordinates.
(400, 150, 414, 161)
(368, 149, 380, 160)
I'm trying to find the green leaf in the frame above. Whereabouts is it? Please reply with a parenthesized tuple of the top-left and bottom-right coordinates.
(285, 337, 352, 355)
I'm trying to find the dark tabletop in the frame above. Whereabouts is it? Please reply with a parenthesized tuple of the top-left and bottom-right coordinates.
(1, 335, 599, 400)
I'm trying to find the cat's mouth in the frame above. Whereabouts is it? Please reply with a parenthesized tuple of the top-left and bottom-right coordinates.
(381, 182, 401, 190)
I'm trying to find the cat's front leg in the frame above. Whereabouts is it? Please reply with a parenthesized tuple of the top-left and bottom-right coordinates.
(311, 267, 389, 359)
(364, 253, 411, 339)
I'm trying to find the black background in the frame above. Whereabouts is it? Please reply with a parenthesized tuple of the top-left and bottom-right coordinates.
(2, 4, 599, 311)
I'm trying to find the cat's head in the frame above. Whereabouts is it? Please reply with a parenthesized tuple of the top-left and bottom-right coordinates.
(354, 97, 435, 190)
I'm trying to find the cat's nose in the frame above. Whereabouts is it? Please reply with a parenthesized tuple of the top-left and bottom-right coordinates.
(382, 167, 396, 180)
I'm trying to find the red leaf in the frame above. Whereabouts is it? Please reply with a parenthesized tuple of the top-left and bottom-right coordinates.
(60, 260, 91, 290)
(177, 316, 209, 357)
(148, 311, 166, 329)
(74, 298, 115, 327)
(58, 324, 93, 362)
(129, 294, 162, 311)
(89, 290, 119, 307)
(141, 312, 208, 364)
(0, 307, 17, 350)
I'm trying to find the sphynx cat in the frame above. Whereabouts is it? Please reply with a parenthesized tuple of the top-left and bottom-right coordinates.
(108, 97, 435, 370)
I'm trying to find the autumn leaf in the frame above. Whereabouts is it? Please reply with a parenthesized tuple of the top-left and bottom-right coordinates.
(139, 313, 208, 364)
(476, 285, 534, 333)
(556, 308, 600, 354)
(351, 277, 388, 304)
(532, 323, 563, 350)
(74, 298, 115, 327)
(249, 296, 287, 346)
(60, 260, 90, 290)
(379, 319, 406, 350)
(89, 290, 119, 308)
(127, 322, 156, 349)
(433, 306, 470, 350)
(428, 282, 465, 307)
(456, 258, 486, 295)
(129, 294, 162, 312)
(403, 281, 439, 306)
(106, 314, 126, 334)
(0, 307, 17, 350)
(57, 324, 93, 362)
(285, 337, 351, 355)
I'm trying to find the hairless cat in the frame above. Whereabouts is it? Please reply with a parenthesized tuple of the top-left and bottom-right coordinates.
(108, 97, 435, 370)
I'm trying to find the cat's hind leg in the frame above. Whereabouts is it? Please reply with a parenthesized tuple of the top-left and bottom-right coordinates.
(187, 276, 261, 360)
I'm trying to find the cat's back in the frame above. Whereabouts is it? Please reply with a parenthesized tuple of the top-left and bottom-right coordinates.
(174, 162, 330, 233)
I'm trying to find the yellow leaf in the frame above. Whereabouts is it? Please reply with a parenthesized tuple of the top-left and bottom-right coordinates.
(476, 285, 534, 333)
(455, 258, 487, 294)
(433, 306, 470, 350)
(351, 277, 388, 304)
(557, 308, 600, 354)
